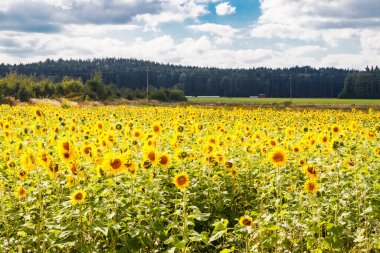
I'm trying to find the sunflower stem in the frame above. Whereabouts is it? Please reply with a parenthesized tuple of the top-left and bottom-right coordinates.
(182, 189, 188, 253)
(79, 203, 84, 250)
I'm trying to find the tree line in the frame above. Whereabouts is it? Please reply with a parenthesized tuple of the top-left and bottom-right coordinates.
(0, 58, 357, 98)
(0, 72, 186, 102)
(339, 66, 380, 99)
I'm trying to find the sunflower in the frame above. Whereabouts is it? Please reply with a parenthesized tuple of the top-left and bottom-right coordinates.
(319, 133, 330, 145)
(20, 151, 37, 171)
(96, 121, 104, 131)
(71, 189, 86, 205)
(17, 170, 28, 181)
(158, 153, 171, 168)
(115, 123, 122, 130)
(307, 136, 317, 148)
(141, 160, 152, 169)
(269, 148, 286, 166)
(35, 109, 44, 118)
(174, 150, 188, 161)
(173, 172, 190, 190)
(268, 138, 277, 147)
(124, 159, 137, 176)
(58, 140, 75, 163)
(47, 162, 60, 178)
(143, 138, 157, 149)
(82, 145, 93, 158)
(132, 129, 143, 138)
(66, 175, 75, 187)
(304, 165, 319, 179)
(229, 168, 238, 177)
(152, 122, 162, 135)
(201, 144, 215, 155)
(367, 130, 375, 140)
(39, 151, 51, 168)
(103, 154, 126, 175)
(225, 161, 234, 168)
(144, 148, 158, 165)
(331, 124, 341, 135)
(239, 216, 253, 227)
(304, 179, 318, 194)
(16, 186, 27, 199)
(299, 157, 307, 167)
(292, 144, 302, 154)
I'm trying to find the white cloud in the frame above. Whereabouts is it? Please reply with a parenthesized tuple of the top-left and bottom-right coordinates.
(360, 29, 380, 55)
(64, 24, 141, 36)
(188, 23, 239, 45)
(249, 0, 380, 68)
(251, 0, 380, 44)
(215, 2, 236, 16)
(135, 0, 210, 31)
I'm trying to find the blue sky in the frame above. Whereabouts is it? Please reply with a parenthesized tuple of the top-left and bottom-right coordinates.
(0, 0, 379, 69)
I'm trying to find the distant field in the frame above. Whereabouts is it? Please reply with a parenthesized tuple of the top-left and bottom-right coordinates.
(187, 97, 380, 105)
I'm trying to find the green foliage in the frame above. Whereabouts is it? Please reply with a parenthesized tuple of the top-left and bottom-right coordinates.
(339, 69, 380, 98)
(0, 58, 356, 98)
(0, 73, 187, 102)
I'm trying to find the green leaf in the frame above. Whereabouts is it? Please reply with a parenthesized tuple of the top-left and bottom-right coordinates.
(263, 225, 280, 231)
(220, 247, 235, 253)
(362, 206, 372, 214)
(212, 219, 229, 233)
(175, 240, 187, 249)
(209, 230, 226, 243)
(94, 226, 109, 236)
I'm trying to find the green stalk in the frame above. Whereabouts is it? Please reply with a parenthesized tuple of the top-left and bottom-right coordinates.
(182, 190, 188, 253)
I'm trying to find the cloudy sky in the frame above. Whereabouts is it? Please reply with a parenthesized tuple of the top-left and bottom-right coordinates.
(0, 0, 379, 69)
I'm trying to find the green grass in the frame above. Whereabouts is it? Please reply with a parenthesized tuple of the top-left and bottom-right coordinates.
(187, 97, 380, 105)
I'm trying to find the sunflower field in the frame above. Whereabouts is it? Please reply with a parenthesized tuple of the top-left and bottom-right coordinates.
(0, 104, 379, 252)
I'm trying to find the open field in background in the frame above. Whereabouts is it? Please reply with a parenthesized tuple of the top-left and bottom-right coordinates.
(187, 97, 380, 106)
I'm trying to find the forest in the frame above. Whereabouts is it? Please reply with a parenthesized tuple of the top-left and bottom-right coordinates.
(0, 58, 378, 99)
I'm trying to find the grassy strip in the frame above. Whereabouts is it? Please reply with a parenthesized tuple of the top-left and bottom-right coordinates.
(187, 97, 380, 105)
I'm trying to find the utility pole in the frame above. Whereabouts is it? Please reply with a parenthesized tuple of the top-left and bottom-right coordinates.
(146, 67, 149, 102)
(289, 74, 293, 103)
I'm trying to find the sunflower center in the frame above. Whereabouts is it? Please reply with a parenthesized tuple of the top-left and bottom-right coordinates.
(84, 147, 91, 154)
(148, 152, 156, 161)
(75, 193, 83, 200)
(110, 159, 122, 170)
(42, 154, 48, 162)
(63, 142, 70, 151)
(143, 160, 152, 169)
(177, 176, 187, 185)
(272, 152, 284, 162)
(307, 166, 316, 174)
(242, 218, 252, 226)
(160, 156, 168, 165)
(50, 164, 59, 173)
